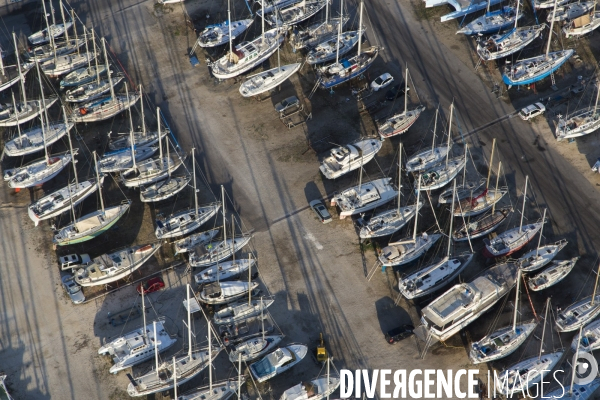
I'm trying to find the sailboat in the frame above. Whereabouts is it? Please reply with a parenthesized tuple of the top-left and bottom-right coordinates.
(28, 0, 73, 45)
(75, 242, 161, 286)
(456, 4, 520, 35)
(121, 114, 186, 188)
(378, 178, 442, 267)
(495, 298, 563, 396)
(213, 296, 275, 325)
(563, 8, 600, 37)
(416, 147, 467, 191)
(71, 38, 139, 122)
(398, 180, 474, 299)
(502, 0, 573, 87)
(4, 97, 73, 157)
(189, 186, 253, 268)
(280, 357, 340, 400)
(476, 1, 545, 61)
(211, 0, 284, 80)
(330, 174, 398, 218)
(319, 137, 382, 179)
(98, 289, 177, 374)
(405, 107, 449, 173)
(556, 83, 600, 141)
(239, 61, 302, 97)
(250, 344, 308, 383)
(155, 149, 220, 239)
(317, 0, 379, 89)
(195, 258, 254, 284)
(484, 176, 545, 257)
(359, 144, 422, 239)
(518, 209, 567, 272)
(453, 206, 513, 241)
(571, 318, 600, 352)
(421, 261, 519, 341)
(548, 1, 595, 22)
(199, 281, 259, 305)
(25, 7, 83, 62)
(556, 263, 600, 332)
(197, 0, 253, 49)
(60, 29, 110, 88)
(528, 257, 578, 291)
(0, 34, 34, 94)
(40, 28, 95, 78)
(127, 285, 223, 396)
(0, 34, 57, 127)
(378, 67, 425, 138)
(173, 228, 220, 254)
(262, 0, 329, 27)
(27, 125, 101, 226)
(53, 152, 131, 245)
(290, 13, 348, 51)
(469, 269, 537, 363)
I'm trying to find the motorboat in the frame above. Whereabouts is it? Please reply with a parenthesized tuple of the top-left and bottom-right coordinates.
(319, 138, 383, 179)
(199, 281, 259, 305)
(228, 334, 284, 363)
(189, 234, 253, 268)
(330, 177, 398, 219)
(198, 19, 254, 48)
(250, 344, 308, 383)
(194, 258, 255, 284)
(213, 297, 275, 325)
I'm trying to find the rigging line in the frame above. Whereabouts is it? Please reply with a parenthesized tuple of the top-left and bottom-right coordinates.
(425, 190, 442, 233)
(484, 288, 512, 337)
(407, 66, 421, 105)
(522, 271, 538, 321)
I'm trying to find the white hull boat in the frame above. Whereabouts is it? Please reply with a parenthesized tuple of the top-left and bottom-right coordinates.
(290, 16, 348, 51)
(406, 146, 449, 173)
(556, 295, 600, 332)
(378, 106, 426, 138)
(25, 38, 85, 62)
(453, 187, 508, 217)
(250, 344, 308, 383)
(121, 155, 186, 188)
(502, 50, 574, 87)
(0, 64, 34, 94)
(229, 334, 284, 363)
(178, 379, 245, 400)
(109, 129, 168, 151)
(548, 2, 595, 22)
(98, 146, 157, 173)
(155, 203, 220, 239)
(496, 352, 563, 396)
(211, 28, 284, 80)
(199, 281, 259, 305)
(75, 243, 160, 286)
(280, 377, 341, 400)
(456, 7, 521, 35)
(27, 176, 102, 226)
(571, 319, 600, 352)
(519, 239, 567, 272)
(0, 98, 58, 127)
(198, 19, 254, 48)
(535, 0, 570, 9)
(239, 63, 302, 97)
(41, 52, 95, 78)
(483, 220, 544, 258)
(379, 233, 442, 267)
(60, 64, 110, 87)
(556, 107, 600, 141)
(53, 200, 131, 245)
(528, 258, 578, 291)
(4, 121, 73, 157)
(98, 319, 176, 374)
(545, 379, 600, 400)
(417, 156, 466, 191)
(307, 30, 360, 64)
(213, 297, 275, 325)
(469, 322, 537, 364)
(258, 0, 303, 14)
(263, 0, 328, 27)
(453, 206, 512, 241)
(28, 22, 73, 45)
(71, 94, 140, 123)
(174, 228, 220, 254)
(65, 74, 124, 103)
(399, 253, 474, 299)
(476, 25, 546, 61)
(4, 150, 74, 189)
(189, 234, 253, 268)
(194, 259, 255, 284)
(319, 138, 383, 179)
(359, 202, 422, 239)
(425, 0, 503, 22)
(127, 345, 223, 397)
(318, 47, 379, 89)
(564, 12, 600, 37)
(421, 262, 519, 341)
(331, 177, 398, 218)
(438, 179, 485, 203)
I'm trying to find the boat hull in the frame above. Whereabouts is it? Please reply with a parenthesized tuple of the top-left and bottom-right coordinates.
(502, 50, 574, 86)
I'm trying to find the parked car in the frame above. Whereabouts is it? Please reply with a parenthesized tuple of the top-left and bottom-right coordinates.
(309, 199, 332, 224)
(385, 83, 409, 101)
(274, 96, 300, 114)
(62, 275, 85, 304)
(519, 103, 546, 121)
(384, 324, 414, 344)
(137, 277, 165, 295)
(59, 253, 91, 270)
(371, 73, 394, 92)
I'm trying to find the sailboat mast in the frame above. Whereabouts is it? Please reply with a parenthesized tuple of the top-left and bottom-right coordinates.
(261, 0, 265, 45)
(13, 33, 26, 106)
(539, 297, 550, 359)
(97, 150, 105, 214)
(397, 143, 401, 215)
(140, 85, 146, 137)
(153, 321, 159, 378)
(35, 62, 48, 162)
(208, 318, 213, 391)
(186, 284, 192, 359)
(193, 148, 198, 216)
(42, 1, 50, 42)
(445, 103, 454, 167)
(591, 262, 600, 306)
(11, 93, 21, 140)
(59, 0, 69, 42)
(222, 185, 227, 261)
(157, 107, 163, 160)
(238, 353, 242, 399)
(72, 10, 79, 55)
(92, 29, 99, 84)
(535, 208, 547, 258)
(519, 175, 528, 233)
(335, 0, 343, 64)
(431, 107, 438, 153)
(413, 177, 421, 242)
(0, 41, 4, 76)
(102, 38, 114, 99)
(142, 286, 147, 337)
(594, 81, 600, 114)
(126, 83, 136, 171)
(357, 0, 363, 56)
(514, 0, 520, 29)
(261, 296, 265, 340)
(65, 106, 77, 187)
(513, 269, 521, 332)
(83, 29, 90, 69)
(486, 0, 491, 13)
(545, 0, 558, 59)
(486, 138, 496, 190)
(325, 0, 329, 23)
(173, 357, 177, 398)
(248, 253, 253, 305)
(228, 0, 233, 58)
(492, 161, 501, 213)
(448, 179, 456, 258)
(404, 67, 408, 114)
(569, 326, 583, 396)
